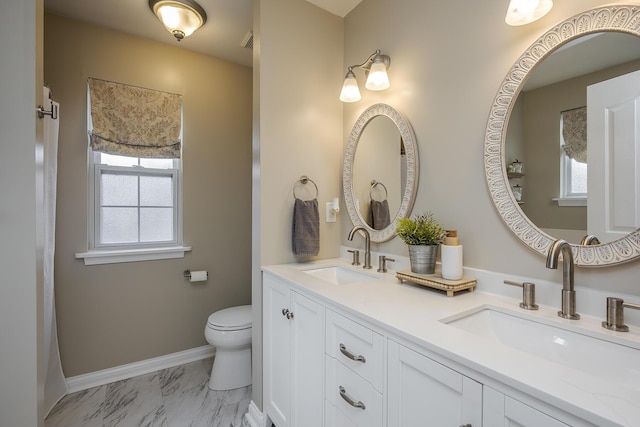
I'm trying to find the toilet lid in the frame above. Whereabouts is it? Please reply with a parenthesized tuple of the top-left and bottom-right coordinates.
(207, 305, 252, 330)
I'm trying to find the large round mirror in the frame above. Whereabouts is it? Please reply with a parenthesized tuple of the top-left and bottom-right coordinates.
(485, 5, 640, 266)
(344, 103, 418, 242)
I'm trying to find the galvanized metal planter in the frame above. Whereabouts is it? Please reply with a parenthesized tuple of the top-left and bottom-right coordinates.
(408, 244, 438, 274)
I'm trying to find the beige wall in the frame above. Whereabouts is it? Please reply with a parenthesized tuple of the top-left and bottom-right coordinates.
(44, 14, 253, 376)
(342, 0, 640, 295)
(522, 59, 640, 235)
(252, 0, 344, 410)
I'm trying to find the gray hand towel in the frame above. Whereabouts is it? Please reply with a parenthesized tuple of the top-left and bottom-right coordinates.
(371, 199, 391, 230)
(292, 198, 320, 257)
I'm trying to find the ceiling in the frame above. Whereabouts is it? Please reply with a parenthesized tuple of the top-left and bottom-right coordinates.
(523, 32, 640, 91)
(43, 0, 363, 68)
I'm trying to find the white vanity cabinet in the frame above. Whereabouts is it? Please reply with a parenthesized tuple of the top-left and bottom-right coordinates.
(263, 274, 325, 427)
(483, 386, 571, 427)
(387, 341, 575, 427)
(262, 265, 605, 427)
(387, 340, 482, 427)
(324, 310, 384, 427)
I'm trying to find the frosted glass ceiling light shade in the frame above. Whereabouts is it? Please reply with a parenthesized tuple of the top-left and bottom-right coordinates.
(340, 50, 391, 102)
(505, 0, 553, 26)
(339, 69, 362, 103)
(149, 0, 207, 41)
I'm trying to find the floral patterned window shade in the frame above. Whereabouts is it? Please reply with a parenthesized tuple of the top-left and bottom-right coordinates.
(561, 106, 587, 164)
(88, 78, 183, 158)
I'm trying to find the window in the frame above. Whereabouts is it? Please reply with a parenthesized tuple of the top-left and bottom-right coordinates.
(556, 108, 588, 206)
(94, 153, 179, 248)
(560, 150, 587, 198)
(75, 151, 189, 265)
(76, 78, 189, 265)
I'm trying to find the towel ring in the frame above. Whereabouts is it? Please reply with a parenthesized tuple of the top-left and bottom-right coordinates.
(293, 175, 319, 200)
(370, 180, 388, 202)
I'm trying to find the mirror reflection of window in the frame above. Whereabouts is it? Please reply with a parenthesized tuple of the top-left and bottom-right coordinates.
(559, 108, 587, 204)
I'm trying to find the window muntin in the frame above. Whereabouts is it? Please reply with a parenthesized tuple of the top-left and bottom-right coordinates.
(91, 153, 181, 250)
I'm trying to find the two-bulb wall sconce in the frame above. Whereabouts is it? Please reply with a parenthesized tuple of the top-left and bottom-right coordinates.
(339, 50, 391, 103)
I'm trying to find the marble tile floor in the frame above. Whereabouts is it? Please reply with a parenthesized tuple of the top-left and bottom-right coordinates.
(45, 357, 251, 427)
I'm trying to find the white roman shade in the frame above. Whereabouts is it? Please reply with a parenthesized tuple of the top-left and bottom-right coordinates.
(561, 106, 587, 164)
(88, 78, 183, 158)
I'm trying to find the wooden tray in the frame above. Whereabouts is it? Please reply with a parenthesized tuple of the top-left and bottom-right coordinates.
(396, 269, 476, 297)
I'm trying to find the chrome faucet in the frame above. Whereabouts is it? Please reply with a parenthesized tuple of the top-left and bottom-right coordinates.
(546, 239, 580, 319)
(348, 226, 372, 269)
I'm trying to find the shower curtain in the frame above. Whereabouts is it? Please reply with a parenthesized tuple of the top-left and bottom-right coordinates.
(43, 86, 67, 415)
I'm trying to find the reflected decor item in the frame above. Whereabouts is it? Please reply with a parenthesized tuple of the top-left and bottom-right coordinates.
(149, 0, 207, 41)
(511, 159, 523, 173)
(512, 185, 523, 202)
(339, 50, 391, 102)
(505, 0, 553, 26)
(484, 5, 640, 267)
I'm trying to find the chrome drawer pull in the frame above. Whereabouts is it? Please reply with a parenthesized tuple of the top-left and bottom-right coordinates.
(339, 343, 366, 363)
(339, 386, 365, 410)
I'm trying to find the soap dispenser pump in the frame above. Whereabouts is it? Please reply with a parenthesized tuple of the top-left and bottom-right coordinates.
(441, 229, 463, 280)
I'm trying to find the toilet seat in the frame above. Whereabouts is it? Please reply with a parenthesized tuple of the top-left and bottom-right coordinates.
(207, 305, 252, 331)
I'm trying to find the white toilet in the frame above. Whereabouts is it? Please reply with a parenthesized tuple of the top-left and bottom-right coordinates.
(204, 304, 252, 390)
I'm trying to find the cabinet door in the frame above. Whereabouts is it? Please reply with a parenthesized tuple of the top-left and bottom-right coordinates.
(290, 291, 325, 427)
(483, 386, 570, 427)
(388, 340, 482, 427)
(263, 275, 292, 427)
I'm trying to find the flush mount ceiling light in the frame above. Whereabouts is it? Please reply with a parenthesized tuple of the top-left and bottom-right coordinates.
(339, 50, 391, 103)
(505, 0, 553, 26)
(149, 0, 207, 41)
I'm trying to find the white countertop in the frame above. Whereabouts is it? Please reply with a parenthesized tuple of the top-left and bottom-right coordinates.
(263, 258, 640, 427)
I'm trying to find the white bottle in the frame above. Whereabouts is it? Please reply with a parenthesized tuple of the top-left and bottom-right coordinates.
(441, 230, 463, 281)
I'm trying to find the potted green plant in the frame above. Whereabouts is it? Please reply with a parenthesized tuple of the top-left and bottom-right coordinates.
(396, 211, 446, 274)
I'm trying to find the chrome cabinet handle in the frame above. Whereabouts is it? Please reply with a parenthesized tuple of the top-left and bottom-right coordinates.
(281, 308, 293, 319)
(339, 343, 366, 363)
(339, 386, 365, 410)
(460, 424, 472, 427)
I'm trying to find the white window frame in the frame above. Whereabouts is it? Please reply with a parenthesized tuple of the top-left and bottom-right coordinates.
(76, 99, 190, 265)
(92, 161, 181, 250)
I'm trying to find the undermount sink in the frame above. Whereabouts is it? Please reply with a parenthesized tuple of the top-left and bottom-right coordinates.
(302, 265, 378, 285)
(441, 307, 640, 389)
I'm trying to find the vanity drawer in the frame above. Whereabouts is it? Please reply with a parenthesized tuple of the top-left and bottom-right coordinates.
(325, 310, 384, 391)
(325, 357, 383, 427)
(325, 401, 358, 427)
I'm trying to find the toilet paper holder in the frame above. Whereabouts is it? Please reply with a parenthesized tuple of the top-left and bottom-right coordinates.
(184, 270, 208, 279)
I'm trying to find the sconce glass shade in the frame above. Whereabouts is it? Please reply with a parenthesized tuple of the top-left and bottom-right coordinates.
(365, 58, 390, 91)
(505, 0, 553, 26)
(149, 0, 207, 41)
(339, 50, 390, 102)
(339, 71, 362, 103)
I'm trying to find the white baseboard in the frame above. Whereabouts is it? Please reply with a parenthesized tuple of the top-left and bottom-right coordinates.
(66, 345, 215, 393)
(244, 400, 267, 427)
